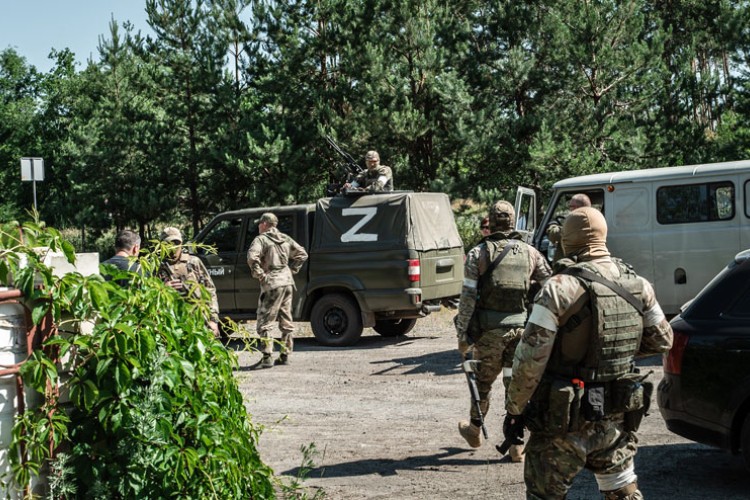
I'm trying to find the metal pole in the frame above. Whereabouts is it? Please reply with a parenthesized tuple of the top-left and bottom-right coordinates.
(30, 158, 38, 212)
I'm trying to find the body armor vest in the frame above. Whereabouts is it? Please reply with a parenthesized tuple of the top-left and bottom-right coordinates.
(476, 238, 530, 326)
(546, 259, 644, 383)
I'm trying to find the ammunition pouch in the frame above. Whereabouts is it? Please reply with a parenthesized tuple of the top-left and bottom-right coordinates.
(527, 371, 653, 435)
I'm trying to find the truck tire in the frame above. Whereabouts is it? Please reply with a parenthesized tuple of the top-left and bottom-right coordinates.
(311, 294, 363, 346)
(742, 413, 750, 471)
(373, 318, 417, 337)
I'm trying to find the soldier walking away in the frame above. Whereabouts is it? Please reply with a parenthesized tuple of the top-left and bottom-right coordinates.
(247, 213, 309, 368)
(454, 200, 551, 460)
(158, 227, 220, 338)
(101, 230, 141, 286)
(503, 207, 673, 499)
(348, 150, 394, 192)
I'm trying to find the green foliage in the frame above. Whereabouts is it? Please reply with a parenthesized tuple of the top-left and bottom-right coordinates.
(1, 221, 275, 498)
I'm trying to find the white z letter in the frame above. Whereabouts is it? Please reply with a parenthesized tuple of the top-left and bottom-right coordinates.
(341, 207, 378, 242)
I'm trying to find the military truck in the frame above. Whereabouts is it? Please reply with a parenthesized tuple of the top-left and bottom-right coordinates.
(191, 192, 464, 346)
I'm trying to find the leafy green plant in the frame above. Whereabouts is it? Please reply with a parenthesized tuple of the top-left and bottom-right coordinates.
(1, 220, 275, 498)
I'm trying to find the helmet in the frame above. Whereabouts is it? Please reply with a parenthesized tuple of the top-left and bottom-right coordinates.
(489, 201, 515, 232)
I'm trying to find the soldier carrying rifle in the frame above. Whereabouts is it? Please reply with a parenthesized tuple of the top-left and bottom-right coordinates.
(325, 136, 394, 195)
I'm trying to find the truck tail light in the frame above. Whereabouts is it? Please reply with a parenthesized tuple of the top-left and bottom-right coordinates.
(408, 259, 420, 282)
(663, 329, 689, 375)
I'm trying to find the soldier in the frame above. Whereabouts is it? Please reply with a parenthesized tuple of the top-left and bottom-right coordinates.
(503, 207, 673, 499)
(158, 227, 220, 338)
(547, 193, 591, 262)
(454, 200, 551, 461)
(349, 150, 393, 192)
(247, 213, 309, 368)
(480, 216, 491, 238)
(101, 230, 141, 286)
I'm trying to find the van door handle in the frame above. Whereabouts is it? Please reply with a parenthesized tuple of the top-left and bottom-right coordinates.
(436, 259, 454, 269)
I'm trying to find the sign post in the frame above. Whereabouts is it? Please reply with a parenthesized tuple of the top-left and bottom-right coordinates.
(20, 157, 44, 212)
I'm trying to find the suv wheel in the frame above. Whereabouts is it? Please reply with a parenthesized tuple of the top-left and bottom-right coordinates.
(311, 294, 363, 346)
(373, 318, 417, 337)
(742, 413, 750, 472)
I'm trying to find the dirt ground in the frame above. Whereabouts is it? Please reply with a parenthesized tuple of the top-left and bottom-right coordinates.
(230, 310, 749, 499)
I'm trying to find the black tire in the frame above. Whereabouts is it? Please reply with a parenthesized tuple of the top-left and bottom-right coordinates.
(373, 318, 417, 337)
(742, 413, 750, 472)
(310, 294, 363, 346)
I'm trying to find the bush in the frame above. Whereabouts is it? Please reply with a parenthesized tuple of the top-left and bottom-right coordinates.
(1, 221, 275, 498)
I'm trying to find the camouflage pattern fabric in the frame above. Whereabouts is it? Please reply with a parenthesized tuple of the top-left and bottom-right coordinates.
(468, 327, 524, 422)
(159, 253, 219, 323)
(505, 256, 672, 498)
(256, 285, 295, 355)
(353, 165, 394, 192)
(247, 226, 308, 351)
(454, 232, 550, 337)
(247, 226, 308, 292)
(524, 416, 642, 499)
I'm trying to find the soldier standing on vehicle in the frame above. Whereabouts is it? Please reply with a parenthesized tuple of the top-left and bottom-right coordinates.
(454, 200, 551, 460)
(349, 150, 393, 192)
(503, 207, 673, 498)
(247, 213, 309, 368)
(158, 227, 220, 338)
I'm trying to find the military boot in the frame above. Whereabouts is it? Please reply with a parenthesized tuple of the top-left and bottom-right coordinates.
(274, 353, 289, 366)
(458, 420, 482, 448)
(509, 444, 524, 463)
(261, 354, 274, 369)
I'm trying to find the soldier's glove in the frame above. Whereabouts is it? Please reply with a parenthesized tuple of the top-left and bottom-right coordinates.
(503, 413, 525, 446)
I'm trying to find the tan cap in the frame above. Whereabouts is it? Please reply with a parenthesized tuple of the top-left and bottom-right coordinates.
(561, 207, 609, 258)
(254, 212, 278, 226)
(489, 200, 515, 232)
(365, 150, 380, 161)
(160, 226, 183, 243)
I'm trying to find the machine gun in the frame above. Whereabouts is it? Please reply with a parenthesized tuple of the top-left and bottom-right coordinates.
(325, 135, 365, 196)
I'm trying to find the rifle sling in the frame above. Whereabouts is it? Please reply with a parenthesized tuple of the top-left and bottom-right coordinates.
(560, 267, 644, 316)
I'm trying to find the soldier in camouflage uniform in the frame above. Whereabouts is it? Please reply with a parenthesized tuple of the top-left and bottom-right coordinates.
(247, 213, 308, 368)
(503, 207, 673, 499)
(158, 227, 220, 337)
(350, 150, 393, 192)
(454, 201, 551, 460)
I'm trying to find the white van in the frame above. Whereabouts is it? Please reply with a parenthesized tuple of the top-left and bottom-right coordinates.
(514, 160, 750, 315)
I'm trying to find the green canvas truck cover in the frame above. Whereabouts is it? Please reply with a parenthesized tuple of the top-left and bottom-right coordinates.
(313, 192, 462, 252)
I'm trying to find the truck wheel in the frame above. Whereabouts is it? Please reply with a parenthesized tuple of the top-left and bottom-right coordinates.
(373, 318, 417, 337)
(742, 413, 750, 471)
(311, 294, 363, 346)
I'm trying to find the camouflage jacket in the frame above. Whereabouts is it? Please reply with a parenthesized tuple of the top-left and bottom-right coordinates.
(353, 165, 393, 192)
(159, 253, 220, 323)
(247, 227, 308, 292)
(454, 232, 551, 338)
(505, 256, 674, 415)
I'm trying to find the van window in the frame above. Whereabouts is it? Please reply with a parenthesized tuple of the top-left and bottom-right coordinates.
(201, 218, 242, 253)
(656, 181, 734, 224)
(547, 189, 605, 226)
(745, 180, 750, 218)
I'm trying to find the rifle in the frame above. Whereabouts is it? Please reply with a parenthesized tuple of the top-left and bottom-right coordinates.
(325, 135, 365, 195)
(461, 358, 489, 439)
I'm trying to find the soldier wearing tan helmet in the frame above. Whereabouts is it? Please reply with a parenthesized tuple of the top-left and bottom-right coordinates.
(454, 200, 551, 460)
(503, 207, 673, 498)
(349, 150, 393, 192)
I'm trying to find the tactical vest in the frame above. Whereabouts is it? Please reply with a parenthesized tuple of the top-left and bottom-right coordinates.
(476, 238, 530, 327)
(546, 259, 644, 383)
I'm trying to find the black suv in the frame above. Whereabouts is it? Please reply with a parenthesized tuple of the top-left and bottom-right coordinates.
(657, 249, 750, 470)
